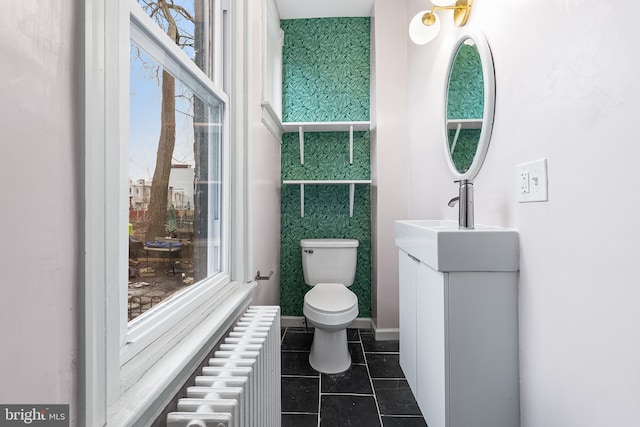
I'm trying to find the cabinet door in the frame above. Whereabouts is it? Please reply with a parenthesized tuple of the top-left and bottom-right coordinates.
(398, 251, 418, 392)
(416, 262, 446, 427)
(447, 272, 520, 427)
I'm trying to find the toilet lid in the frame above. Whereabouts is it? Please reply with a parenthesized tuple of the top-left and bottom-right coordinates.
(305, 283, 357, 313)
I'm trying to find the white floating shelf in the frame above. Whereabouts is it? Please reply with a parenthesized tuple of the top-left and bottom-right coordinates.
(282, 180, 372, 218)
(282, 121, 371, 132)
(282, 180, 372, 184)
(447, 119, 483, 154)
(446, 118, 483, 130)
(282, 121, 371, 165)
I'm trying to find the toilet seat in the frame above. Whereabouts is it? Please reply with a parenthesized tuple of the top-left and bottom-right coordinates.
(304, 283, 358, 328)
(305, 283, 357, 313)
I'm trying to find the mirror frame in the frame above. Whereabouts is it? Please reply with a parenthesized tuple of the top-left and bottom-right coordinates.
(443, 31, 496, 180)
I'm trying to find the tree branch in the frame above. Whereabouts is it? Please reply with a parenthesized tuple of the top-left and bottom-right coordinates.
(172, 4, 194, 22)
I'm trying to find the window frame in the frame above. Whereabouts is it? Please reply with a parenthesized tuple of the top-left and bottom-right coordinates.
(82, 0, 252, 425)
(260, 0, 284, 139)
(122, 1, 231, 363)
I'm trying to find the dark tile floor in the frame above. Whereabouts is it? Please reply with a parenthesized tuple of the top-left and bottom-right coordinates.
(281, 327, 427, 427)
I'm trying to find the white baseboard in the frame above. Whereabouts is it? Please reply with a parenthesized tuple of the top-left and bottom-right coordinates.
(371, 319, 400, 341)
(281, 316, 399, 341)
(281, 315, 372, 330)
(373, 328, 399, 341)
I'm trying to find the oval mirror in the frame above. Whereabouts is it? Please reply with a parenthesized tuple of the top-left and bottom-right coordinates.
(444, 32, 495, 180)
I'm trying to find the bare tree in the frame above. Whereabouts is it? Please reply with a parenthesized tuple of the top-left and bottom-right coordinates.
(140, 0, 195, 241)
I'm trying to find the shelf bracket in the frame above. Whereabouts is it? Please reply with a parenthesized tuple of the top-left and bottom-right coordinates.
(298, 125, 304, 165)
(450, 122, 462, 155)
(283, 180, 371, 218)
(349, 125, 354, 165)
(349, 183, 355, 217)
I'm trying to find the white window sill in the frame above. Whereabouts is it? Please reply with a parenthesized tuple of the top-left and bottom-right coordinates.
(121, 272, 233, 365)
(107, 281, 256, 426)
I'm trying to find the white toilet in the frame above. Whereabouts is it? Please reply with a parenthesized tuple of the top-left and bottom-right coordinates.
(301, 238, 359, 374)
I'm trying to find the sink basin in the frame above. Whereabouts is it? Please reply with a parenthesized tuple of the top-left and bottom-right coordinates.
(394, 220, 519, 272)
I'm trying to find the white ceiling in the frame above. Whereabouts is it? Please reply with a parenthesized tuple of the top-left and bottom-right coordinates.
(275, 0, 374, 19)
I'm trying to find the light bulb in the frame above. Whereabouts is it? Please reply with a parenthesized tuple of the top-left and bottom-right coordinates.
(408, 10, 441, 45)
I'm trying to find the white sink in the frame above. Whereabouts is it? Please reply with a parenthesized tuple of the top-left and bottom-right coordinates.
(394, 220, 519, 272)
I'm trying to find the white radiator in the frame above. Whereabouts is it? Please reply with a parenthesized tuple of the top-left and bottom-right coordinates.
(167, 306, 281, 427)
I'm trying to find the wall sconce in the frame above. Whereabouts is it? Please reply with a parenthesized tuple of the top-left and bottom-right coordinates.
(409, 0, 473, 45)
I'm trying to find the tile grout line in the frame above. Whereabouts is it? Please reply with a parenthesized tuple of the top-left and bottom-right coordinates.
(281, 374, 319, 379)
(361, 330, 385, 427)
(367, 376, 408, 381)
(282, 327, 321, 425)
(282, 328, 421, 426)
(317, 351, 322, 427)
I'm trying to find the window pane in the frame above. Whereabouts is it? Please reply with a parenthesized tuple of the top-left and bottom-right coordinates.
(129, 43, 222, 321)
(136, 0, 213, 78)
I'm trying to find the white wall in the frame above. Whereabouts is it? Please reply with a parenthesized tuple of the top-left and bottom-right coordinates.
(406, 0, 640, 425)
(0, 1, 79, 422)
(370, 0, 409, 333)
(247, 0, 282, 305)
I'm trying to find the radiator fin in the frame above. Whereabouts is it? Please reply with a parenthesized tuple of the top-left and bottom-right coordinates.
(167, 306, 281, 427)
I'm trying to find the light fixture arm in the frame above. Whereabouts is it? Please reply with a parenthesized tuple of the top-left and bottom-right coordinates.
(422, 0, 473, 27)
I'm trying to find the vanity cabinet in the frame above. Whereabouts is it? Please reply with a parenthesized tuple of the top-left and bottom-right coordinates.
(396, 221, 520, 427)
(398, 252, 419, 392)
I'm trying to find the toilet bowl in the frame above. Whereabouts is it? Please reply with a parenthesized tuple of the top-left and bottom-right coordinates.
(304, 283, 359, 374)
(300, 238, 360, 373)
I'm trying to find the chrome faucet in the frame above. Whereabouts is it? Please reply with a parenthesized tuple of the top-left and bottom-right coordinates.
(448, 179, 474, 229)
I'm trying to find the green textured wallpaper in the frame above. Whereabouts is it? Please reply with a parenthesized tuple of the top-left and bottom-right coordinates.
(447, 42, 484, 174)
(280, 184, 371, 317)
(448, 129, 481, 174)
(281, 18, 370, 122)
(279, 17, 371, 317)
(281, 132, 370, 181)
(447, 43, 483, 120)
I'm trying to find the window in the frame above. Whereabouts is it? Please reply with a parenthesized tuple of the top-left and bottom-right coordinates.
(83, 0, 252, 425)
(128, 41, 223, 320)
(123, 0, 229, 360)
(136, 0, 224, 84)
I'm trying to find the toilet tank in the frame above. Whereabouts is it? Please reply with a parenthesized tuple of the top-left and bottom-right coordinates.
(301, 239, 359, 286)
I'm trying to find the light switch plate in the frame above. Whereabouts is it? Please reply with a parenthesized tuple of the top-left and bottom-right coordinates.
(517, 159, 548, 202)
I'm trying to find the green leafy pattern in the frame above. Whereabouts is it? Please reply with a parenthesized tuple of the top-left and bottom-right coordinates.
(447, 43, 484, 173)
(280, 184, 371, 316)
(448, 129, 481, 174)
(447, 43, 483, 120)
(279, 18, 371, 317)
(281, 131, 371, 181)
(281, 18, 370, 122)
